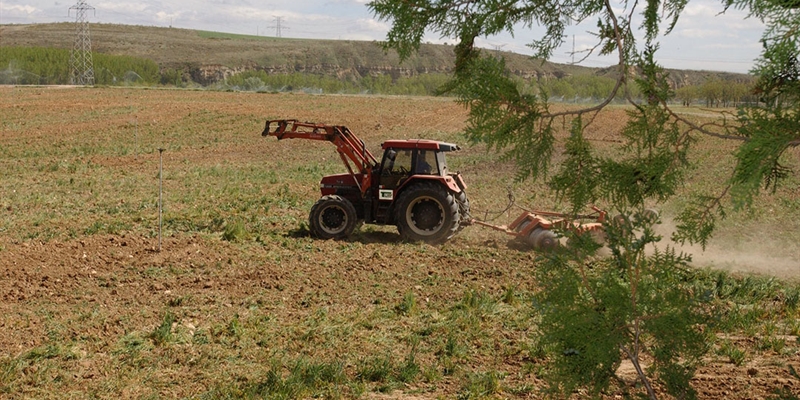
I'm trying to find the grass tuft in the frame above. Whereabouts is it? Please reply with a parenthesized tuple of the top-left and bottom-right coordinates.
(149, 312, 176, 346)
(395, 291, 417, 316)
(396, 349, 420, 383)
(718, 339, 748, 366)
(0, 357, 19, 394)
(502, 285, 517, 305)
(356, 356, 393, 383)
(23, 343, 66, 361)
(458, 370, 503, 399)
(222, 219, 247, 242)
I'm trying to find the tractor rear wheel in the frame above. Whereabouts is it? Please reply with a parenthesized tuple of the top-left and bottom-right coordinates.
(309, 195, 358, 240)
(455, 190, 471, 231)
(395, 182, 460, 244)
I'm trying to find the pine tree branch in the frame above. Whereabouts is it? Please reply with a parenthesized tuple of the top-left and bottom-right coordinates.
(539, 0, 630, 122)
(666, 107, 749, 142)
(620, 344, 659, 400)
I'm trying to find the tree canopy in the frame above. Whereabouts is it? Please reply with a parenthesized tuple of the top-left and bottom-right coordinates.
(368, 0, 799, 397)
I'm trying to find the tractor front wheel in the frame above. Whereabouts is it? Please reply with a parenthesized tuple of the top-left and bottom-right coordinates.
(395, 182, 460, 245)
(309, 195, 358, 240)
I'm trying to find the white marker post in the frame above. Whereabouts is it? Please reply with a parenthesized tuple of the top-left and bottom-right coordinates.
(158, 148, 165, 252)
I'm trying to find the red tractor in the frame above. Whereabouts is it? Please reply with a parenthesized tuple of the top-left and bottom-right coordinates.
(262, 119, 470, 244)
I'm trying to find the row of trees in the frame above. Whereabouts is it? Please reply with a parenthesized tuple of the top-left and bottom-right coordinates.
(220, 69, 450, 95)
(221, 68, 757, 106)
(0, 46, 159, 85)
(521, 74, 757, 106)
(675, 78, 757, 107)
(223, 69, 758, 106)
(537, 74, 625, 101)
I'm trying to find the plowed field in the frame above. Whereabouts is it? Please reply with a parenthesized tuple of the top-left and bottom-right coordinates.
(1, 86, 797, 399)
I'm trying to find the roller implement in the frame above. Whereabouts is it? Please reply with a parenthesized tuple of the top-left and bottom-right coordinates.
(472, 206, 609, 251)
(262, 119, 470, 244)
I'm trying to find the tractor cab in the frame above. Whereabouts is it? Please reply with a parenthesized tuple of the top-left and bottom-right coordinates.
(371, 139, 467, 233)
(377, 139, 460, 193)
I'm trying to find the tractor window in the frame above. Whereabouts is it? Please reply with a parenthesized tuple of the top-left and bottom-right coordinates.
(436, 152, 447, 175)
(382, 149, 412, 176)
(380, 149, 413, 190)
(415, 150, 440, 175)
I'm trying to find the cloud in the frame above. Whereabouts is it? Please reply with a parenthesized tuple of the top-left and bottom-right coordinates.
(326, 0, 371, 4)
(3, 4, 39, 14)
(353, 17, 388, 32)
(94, 2, 148, 14)
(1, 3, 42, 20)
(675, 28, 729, 40)
(682, 2, 720, 18)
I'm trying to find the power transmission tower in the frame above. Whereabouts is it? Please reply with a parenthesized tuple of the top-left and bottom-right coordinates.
(565, 35, 576, 64)
(69, 0, 95, 85)
(270, 16, 289, 38)
(488, 42, 506, 56)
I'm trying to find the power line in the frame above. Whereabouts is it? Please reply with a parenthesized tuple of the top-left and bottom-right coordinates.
(68, 0, 95, 85)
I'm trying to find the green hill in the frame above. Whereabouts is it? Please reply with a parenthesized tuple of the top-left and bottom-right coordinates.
(0, 22, 751, 88)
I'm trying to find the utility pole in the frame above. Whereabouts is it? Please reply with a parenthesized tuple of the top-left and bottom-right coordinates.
(69, 0, 95, 85)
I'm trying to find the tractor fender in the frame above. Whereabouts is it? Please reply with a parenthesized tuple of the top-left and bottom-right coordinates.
(319, 173, 366, 196)
(452, 173, 468, 191)
(396, 175, 462, 195)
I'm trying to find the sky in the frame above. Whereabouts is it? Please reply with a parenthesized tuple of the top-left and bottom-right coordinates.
(0, 0, 765, 74)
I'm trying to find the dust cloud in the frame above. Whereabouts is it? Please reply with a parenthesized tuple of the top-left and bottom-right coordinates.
(653, 217, 799, 280)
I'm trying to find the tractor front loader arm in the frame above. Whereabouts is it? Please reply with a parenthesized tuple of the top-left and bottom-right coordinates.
(262, 119, 379, 195)
(263, 119, 334, 142)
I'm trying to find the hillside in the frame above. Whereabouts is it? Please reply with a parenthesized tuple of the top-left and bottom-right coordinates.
(0, 23, 751, 87)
